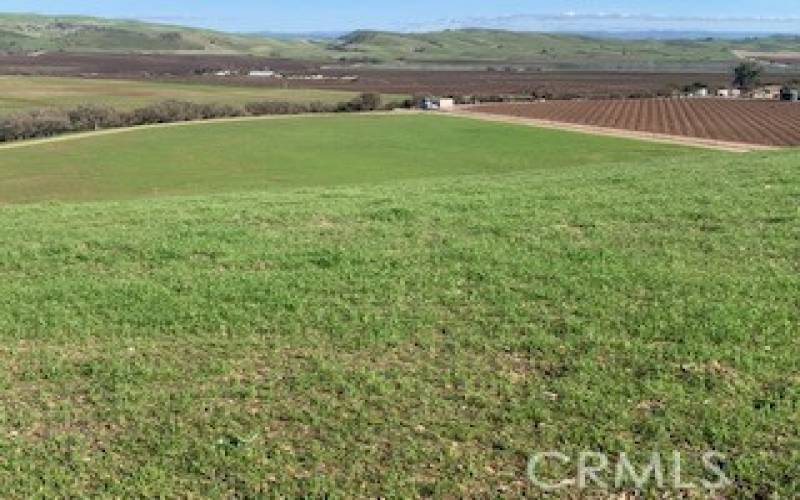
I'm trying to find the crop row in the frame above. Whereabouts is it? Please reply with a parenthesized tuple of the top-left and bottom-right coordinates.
(474, 99, 800, 146)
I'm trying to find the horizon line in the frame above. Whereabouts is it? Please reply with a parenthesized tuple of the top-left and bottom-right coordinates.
(2, 10, 799, 38)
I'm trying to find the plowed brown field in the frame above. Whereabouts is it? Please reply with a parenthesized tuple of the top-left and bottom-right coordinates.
(471, 99, 800, 146)
(6, 53, 800, 99)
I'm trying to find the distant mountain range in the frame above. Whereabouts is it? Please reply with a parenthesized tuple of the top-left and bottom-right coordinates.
(251, 31, 347, 41)
(327, 29, 800, 68)
(2, 13, 800, 69)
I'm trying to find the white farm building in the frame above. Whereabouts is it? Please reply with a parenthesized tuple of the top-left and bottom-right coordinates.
(248, 69, 279, 78)
(716, 88, 742, 98)
(421, 97, 455, 111)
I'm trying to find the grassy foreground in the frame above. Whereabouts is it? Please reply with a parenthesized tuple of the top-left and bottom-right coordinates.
(0, 116, 798, 497)
(0, 76, 361, 116)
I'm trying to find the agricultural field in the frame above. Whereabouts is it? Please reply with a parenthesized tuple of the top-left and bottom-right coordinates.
(0, 51, 314, 77)
(2, 51, 799, 101)
(4, 51, 799, 99)
(471, 99, 800, 146)
(734, 50, 800, 65)
(0, 76, 362, 116)
(226, 69, 746, 98)
(0, 114, 798, 497)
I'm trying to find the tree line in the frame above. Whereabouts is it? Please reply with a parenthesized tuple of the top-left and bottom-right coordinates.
(0, 93, 394, 143)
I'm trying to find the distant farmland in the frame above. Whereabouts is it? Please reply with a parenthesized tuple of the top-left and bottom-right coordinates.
(0, 76, 363, 116)
(3, 53, 800, 100)
(471, 99, 800, 146)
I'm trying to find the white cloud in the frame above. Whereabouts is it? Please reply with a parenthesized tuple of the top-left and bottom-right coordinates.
(400, 12, 800, 34)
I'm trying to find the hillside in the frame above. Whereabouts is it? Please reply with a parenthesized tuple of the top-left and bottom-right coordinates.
(0, 13, 327, 57)
(0, 115, 797, 496)
(0, 114, 691, 203)
(2, 13, 800, 68)
(329, 29, 800, 67)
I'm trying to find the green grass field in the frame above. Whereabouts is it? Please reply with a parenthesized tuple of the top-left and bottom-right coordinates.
(0, 115, 798, 497)
(0, 114, 692, 204)
(0, 76, 361, 116)
(0, 13, 331, 57)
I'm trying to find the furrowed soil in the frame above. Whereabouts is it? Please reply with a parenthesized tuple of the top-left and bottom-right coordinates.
(3, 52, 800, 98)
(469, 99, 800, 147)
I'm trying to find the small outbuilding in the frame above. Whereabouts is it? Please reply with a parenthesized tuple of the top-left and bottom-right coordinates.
(751, 85, 783, 99)
(438, 98, 455, 111)
(781, 87, 800, 101)
(421, 97, 455, 111)
(716, 88, 741, 98)
(248, 69, 278, 78)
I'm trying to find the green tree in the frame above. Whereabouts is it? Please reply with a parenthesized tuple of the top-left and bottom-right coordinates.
(733, 62, 763, 90)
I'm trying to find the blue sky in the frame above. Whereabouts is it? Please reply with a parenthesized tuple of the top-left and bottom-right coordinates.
(3, 1, 799, 33)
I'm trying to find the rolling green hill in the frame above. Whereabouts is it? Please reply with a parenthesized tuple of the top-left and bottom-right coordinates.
(0, 114, 691, 204)
(328, 29, 800, 66)
(2, 13, 800, 67)
(0, 114, 797, 496)
(0, 13, 328, 57)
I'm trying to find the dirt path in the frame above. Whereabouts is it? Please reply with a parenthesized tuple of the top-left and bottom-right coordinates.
(449, 108, 777, 153)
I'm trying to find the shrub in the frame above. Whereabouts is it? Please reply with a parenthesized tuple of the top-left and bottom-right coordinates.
(0, 95, 371, 144)
(195, 102, 243, 119)
(382, 99, 413, 111)
(127, 100, 204, 125)
(68, 105, 123, 131)
(339, 93, 382, 112)
(246, 101, 306, 116)
(120, 100, 244, 126)
(358, 92, 382, 111)
(0, 109, 72, 142)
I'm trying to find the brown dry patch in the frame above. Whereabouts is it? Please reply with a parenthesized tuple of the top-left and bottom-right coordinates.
(313, 216, 338, 230)
(1, 381, 120, 448)
(680, 360, 740, 381)
(705, 360, 739, 379)
(635, 399, 666, 413)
